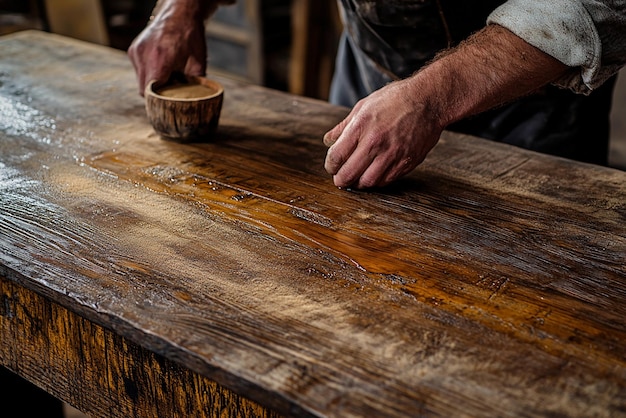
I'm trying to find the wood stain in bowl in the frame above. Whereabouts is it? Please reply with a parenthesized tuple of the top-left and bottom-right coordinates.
(156, 83, 218, 99)
(145, 75, 224, 142)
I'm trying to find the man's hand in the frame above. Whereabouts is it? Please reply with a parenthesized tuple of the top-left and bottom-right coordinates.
(128, 0, 218, 96)
(323, 78, 443, 189)
(323, 24, 569, 189)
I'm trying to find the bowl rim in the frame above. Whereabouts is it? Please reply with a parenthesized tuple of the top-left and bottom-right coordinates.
(145, 75, 224, 102)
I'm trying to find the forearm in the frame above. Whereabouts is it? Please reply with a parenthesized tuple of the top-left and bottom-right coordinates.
(410, 24, 570, 130)
(149, 0, 224, 25)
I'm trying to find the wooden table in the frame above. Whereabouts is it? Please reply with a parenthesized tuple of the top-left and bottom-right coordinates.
(1, 30, 625, 418)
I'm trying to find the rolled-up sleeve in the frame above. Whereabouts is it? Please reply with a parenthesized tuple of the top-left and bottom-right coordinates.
(487, 0, 626, 94)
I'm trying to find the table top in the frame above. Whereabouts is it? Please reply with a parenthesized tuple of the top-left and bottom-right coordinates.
(1, 30, 625, 417)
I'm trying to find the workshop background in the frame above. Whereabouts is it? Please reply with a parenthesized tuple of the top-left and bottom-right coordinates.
(1, 0, 624, 169)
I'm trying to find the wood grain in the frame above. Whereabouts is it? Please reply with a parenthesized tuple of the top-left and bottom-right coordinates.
(0, 275, 281, 418)
(0, 31, 625, 417)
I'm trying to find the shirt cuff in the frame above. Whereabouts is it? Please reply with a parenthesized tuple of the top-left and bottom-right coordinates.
(487, 0, 601, 94)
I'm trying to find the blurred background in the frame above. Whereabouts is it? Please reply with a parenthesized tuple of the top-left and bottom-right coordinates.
(0, 0, 342, 97)
(0, 0, 624, 169)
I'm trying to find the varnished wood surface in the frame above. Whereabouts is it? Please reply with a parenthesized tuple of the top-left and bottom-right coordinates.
(1, 31, 625, 417)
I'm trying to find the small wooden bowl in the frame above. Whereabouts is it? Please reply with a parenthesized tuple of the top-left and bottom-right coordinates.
(145, 75, 224, 142)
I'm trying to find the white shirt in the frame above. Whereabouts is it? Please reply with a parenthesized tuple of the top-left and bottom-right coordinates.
(488, 0, 626, 94)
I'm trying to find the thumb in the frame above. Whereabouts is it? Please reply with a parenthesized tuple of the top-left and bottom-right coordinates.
(186, 35, 208, 76)
(147, 65, 175, 88)
(185, 54, 207, 77)
(324, 101, 363, 146)
(324, 116, 351, 147)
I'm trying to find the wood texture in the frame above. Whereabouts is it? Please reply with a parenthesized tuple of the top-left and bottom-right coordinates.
(0, 31, 625, 417)
(0, 275, 279, 418)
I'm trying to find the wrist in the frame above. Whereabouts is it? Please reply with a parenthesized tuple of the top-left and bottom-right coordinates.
(411, 58, 471, 130)
(399, 69, 451, 135)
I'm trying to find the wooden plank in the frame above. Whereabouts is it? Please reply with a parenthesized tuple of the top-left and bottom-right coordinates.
(289, 0, 341, 98)
(0, 30, 625, 417)
(44, 0, 109, 45)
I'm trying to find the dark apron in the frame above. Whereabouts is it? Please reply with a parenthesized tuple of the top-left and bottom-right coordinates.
(330, 0, 615, 166)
